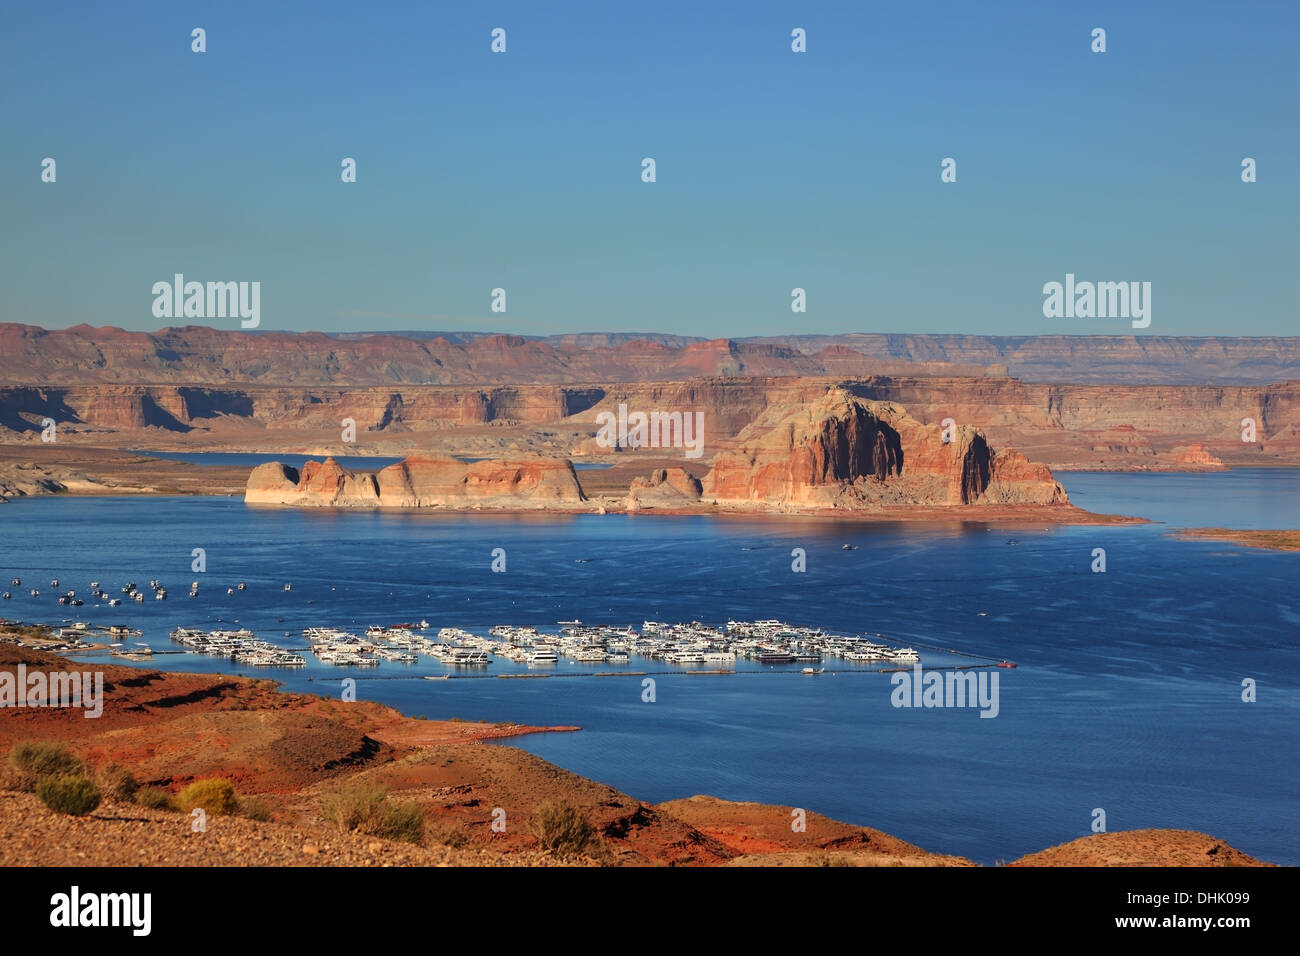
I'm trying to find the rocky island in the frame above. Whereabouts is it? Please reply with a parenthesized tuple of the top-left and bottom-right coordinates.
(246, 456, 586, 509)
(242, 389, 1125, 522)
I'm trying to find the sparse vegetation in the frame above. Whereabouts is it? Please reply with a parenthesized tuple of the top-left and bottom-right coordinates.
(10, 740, 84, 781)
(94, 762, 139, 802)
(175, 778, 239, 816)
(425, 819, 469, 848)
(35, 774, 101, 816)
(321, 782, 424, 844)
(809, 851, 856, 867)
(135, 786, 175, 811)
(528, 801, 596, 855)
(0, 623, 57, 642)
(238, 796, 273, 822)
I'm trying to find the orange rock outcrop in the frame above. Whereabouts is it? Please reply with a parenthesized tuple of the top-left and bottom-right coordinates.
(1167, 442, 1227, 469)
(246, 456, 585, 509)
(377, 456, 586, 507)
(701, 388, 1067, 509)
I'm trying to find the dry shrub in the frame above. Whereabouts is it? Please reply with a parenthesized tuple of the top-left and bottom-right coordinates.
(136, 787, 176, 811)
(321, 782, 424, 844)
(528, 801, 596, 855)
(94, 762, 139, 802)
(36, 774, 101, 816)
(175, 778, 239, 815)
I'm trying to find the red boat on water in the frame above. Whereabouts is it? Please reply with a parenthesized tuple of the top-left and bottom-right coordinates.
(997, 661, 1018, 668)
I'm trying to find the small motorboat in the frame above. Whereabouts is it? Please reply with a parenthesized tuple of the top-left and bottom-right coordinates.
(802, 667, 825, 675)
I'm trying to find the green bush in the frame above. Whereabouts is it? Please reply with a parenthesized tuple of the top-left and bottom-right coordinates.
(175, 778, 239, 816)
(321, 782, 424, 844)
(135, 786, 175, 811)
(36, 774, 101, 816)
(10, 741, 84, 779)
(94, 762, 139, 802)
(528, 801, 596, 855)
(374, 801, 425, 844)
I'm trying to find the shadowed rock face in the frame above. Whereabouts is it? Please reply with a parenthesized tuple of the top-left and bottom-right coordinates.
(298, 458, 379, 503)
(245, 456, 585, 509)
(702, 388, 1067, 509)
(797, 397, 904, 484)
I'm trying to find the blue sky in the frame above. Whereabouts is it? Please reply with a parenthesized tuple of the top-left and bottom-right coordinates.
(1, 0, 1296, 337)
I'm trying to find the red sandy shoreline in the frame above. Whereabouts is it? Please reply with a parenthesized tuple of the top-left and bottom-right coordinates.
(0, 646, 1274, 867)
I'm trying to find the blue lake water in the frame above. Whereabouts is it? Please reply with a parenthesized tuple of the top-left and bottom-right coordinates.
(0, 469, 1296, 864)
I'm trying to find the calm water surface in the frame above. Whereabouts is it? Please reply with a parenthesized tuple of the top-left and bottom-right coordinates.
(1, 469, 1295, 864)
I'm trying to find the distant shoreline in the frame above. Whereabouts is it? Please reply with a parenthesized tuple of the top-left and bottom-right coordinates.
(0, 441, 1234, 526)
(0, 485, 1145, 526)
(1173, 528, 1300, 552)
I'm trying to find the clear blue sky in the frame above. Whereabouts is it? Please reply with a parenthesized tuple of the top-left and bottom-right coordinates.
(1, 0, 1295, 337)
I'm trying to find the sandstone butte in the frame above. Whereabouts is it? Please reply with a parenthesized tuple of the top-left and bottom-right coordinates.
(246, 455, 586, 509)
(245, 389, 1080, 517)
(699, 388, 1067, 510)
(1167, 442, 1228, 470)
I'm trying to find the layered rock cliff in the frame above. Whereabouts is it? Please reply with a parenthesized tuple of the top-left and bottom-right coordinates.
(700, 389, 1067, 510)
(3, 324, 1297, 385)
(8, 374, 1298, 472)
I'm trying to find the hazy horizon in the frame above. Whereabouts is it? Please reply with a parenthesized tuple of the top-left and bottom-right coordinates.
(3, 0, 1296, 338)
(6, 322, 1300, 342)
